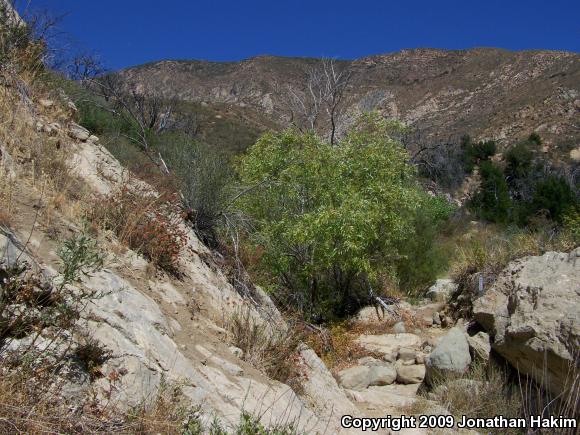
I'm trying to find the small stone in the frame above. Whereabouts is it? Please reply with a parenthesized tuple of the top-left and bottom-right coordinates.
(415, 353, 425, 364)
(229, 346, 243, 358)
(433, 312, 441, 325)
(392, 322, 406, 333)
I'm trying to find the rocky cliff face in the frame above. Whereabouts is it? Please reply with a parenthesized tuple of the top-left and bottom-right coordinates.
(120, 49, 580, 155)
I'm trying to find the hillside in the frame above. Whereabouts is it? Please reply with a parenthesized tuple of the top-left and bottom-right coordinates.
(2, 1, 579, 432)
(120, 49, 580, 157)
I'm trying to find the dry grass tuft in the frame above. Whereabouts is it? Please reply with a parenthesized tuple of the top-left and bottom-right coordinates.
(87, 185, 187, 275)
(518, 354, 580, 435)
(228, 309, 307, 393)
(0, 366, 199, 434)
(411, 362, 522, 435)
(306, 321, 384, 372)
(448, 224, 578, 318)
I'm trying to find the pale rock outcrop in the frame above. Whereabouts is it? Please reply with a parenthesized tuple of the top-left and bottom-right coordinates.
(425, 327, 471, 384)
(473, 248, 580, 396)
(3, 119, 356, 432)
(68, 122, 91, 141)
(299, 347, 360, 420)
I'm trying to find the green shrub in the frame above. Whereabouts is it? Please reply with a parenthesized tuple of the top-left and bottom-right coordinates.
(236, 113, 444, 320)
(562, 206, 580, 240)
(471, 161, 512, 223)
(395, 196, 456, 295)
(505, 142, 534, 180)
(530, 175, 577, 223)
(158, 135, 233, 248)
(528, 131, 542, 145)
(462, 136, 496, 173)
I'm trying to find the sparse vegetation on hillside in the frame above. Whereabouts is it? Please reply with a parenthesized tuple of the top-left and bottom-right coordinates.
(467, 132, 579, 226)
(88, 185, 186, 274)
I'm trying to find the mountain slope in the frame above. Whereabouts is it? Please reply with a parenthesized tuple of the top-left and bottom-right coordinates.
(120, 48, 580, 155)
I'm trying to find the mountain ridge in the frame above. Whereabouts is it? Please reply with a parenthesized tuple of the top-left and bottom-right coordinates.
(119, 47, 580, 160)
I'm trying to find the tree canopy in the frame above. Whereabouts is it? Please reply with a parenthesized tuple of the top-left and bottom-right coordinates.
(236, 113, 452, 320)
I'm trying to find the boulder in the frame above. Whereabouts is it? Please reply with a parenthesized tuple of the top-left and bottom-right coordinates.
(467, 332, 491, 363)
(473, 248, 580, 396)
(426, 279, 458, 302)
(368, 364, 397, 386)
(382, 350, 398, 363)
(335, 365, 370, 390)
(357, 356, 383, 367)
(397, 348, 417, 365)
(68, 122, 91, 141)
(396, 363, 426, 384)
(425, 327, 471, 384)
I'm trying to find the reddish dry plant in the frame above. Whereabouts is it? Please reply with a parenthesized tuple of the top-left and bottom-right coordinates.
(89, 186, 186, 274)
(0, 209, 11, 227)
(304, 321, 384, 372)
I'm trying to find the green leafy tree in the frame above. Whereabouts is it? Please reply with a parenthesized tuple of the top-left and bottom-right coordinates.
(236, 113, 444, 320)
(395, 196, 456, 295)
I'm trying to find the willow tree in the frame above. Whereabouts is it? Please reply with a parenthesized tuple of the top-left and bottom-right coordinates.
(236, 113, 445, 320)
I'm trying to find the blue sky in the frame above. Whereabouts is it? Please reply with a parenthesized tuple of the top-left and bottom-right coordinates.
(18, 0, 580, 70)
